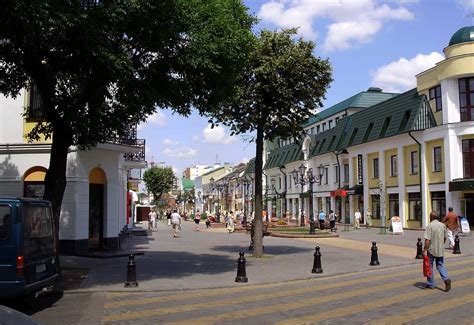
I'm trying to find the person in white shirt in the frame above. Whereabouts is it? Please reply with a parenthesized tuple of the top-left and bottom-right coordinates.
(171, 210, 182, 238)
(148, 209, 157, 231)
(354, 209, 361, 229)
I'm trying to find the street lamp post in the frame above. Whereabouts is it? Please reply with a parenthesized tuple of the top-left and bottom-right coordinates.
(291, 163, 325, 232)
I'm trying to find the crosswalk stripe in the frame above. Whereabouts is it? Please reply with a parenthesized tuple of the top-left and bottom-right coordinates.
(276, 277, 474, 325)
(102, 265, 474, 323)
(104, 257, 474, 309)
(365, 293, 474, 324)
(166, 267, 474, 325)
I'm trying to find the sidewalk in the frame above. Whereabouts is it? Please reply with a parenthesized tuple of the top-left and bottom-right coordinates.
(60, 221, 473, 293)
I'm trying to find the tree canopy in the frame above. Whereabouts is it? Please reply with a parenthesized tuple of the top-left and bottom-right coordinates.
(143, 166, 175, 203)
(208, 29, 333, 257)
(0, 0, 255, 246)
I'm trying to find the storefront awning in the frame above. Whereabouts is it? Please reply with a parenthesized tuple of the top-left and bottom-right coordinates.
(449, 178, 474, 191)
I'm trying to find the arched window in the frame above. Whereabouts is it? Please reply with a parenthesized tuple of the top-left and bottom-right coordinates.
(23, 166, 47, 198)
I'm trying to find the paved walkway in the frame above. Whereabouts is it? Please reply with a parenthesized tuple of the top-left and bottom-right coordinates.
(61, 221, 474, 292)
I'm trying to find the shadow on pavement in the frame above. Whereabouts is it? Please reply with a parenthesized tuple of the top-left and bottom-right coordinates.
(211, 245, 313, 255)
(1, 291, 64, 316)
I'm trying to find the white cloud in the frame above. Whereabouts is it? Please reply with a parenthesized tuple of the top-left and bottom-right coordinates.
(162, 138, 179, 146)
(192, 135, 200, 143)
(138, 111, 167, 130)
(163, 147, 198, 158)
(203, 124, 237, 145)
(371, 52, 444, 92)
(258, 0, 414, 52)
(171, 166, 181, 176)
(457, 0, 474, 10)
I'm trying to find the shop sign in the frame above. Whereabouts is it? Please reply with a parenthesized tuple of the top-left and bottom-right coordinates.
(357, 154, 363, 185)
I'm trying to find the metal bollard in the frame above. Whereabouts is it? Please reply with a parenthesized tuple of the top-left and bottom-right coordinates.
(453, 234, 461, 254)
(369, 242, 380, 266)
(124, 254, 138, 288)
(415, 238, 424, 259)
(311, 246, 323, 274)
(309, 220, 316, 235)
(235, 251, 248, 283)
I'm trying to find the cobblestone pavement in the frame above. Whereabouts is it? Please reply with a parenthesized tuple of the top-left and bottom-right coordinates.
(101, 257, 474, 325)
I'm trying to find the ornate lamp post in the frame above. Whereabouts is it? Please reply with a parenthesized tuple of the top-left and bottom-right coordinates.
(209, 177, 220, 223)
(291, 163, 325, 231)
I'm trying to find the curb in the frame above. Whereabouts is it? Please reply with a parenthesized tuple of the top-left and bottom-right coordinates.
(269, 232, 339, 239)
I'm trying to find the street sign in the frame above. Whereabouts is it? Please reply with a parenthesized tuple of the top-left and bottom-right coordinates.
(357, 154, 363, 185)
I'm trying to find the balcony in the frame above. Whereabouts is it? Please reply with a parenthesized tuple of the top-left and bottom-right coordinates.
(108, 123, 146, 162)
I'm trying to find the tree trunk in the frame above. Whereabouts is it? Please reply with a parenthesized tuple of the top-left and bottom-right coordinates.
(43, 123, 73, 257)
(253, 126, 264, 257)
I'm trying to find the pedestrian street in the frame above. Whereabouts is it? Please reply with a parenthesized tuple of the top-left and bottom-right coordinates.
(102, 256, 474, 325)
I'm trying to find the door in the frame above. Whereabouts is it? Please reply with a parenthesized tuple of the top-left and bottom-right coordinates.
(461, 196, 474, 229)
(89, 184, 104, 250)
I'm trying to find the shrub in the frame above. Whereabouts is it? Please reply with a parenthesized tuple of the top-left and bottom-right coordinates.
(277, 219, 287, 225)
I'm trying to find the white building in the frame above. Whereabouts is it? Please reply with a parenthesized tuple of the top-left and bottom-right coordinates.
(0, 87, 146, 254)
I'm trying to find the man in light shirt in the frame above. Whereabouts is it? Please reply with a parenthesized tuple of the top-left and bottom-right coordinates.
(171, 209, 182, 238)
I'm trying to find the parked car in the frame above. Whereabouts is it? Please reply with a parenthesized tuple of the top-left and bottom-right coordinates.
(0, 197, 59, 298)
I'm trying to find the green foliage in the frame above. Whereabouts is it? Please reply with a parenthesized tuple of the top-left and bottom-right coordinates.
(143, 166, 175, 202)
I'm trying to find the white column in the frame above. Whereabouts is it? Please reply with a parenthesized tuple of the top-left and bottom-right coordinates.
(444, 131, 463, 213)
(441, 78, 460, 124)
(397, 146, 406, 226)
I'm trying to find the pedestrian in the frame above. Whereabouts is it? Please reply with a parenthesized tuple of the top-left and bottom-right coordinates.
(354, 209, 361, 229)
(205, 217, 211, 228)
(328, 210, 336, 230)
(148, 208, 157, 231)
(423, 211, 451, 291)
(227, 211, 235, 233)
(442, 207, 459, 249)
(194, 209, 201, 231)
(166, 210, 172, 226)
(171, 209, 182, 238)
(318, 210, 326, 229)
(365, 209, 372, 229)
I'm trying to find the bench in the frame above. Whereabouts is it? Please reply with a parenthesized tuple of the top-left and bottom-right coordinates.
(319, 222, 337, 232)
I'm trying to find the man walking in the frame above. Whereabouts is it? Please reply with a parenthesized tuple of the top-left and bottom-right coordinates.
(171, 209, 182, 238)
(194, 209, 201, 231)
(354, 209, 361, 229)
(442, 207, 460, 249)
(318, 210, 326, 229)
(423, 211, 451, 291)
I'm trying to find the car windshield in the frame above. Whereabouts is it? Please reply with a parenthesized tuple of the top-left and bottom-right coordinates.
(0, 206, 12, 240)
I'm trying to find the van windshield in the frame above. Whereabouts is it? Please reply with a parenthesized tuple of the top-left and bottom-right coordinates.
(0, 205, 12, 240)
(25, 206, 54, 256)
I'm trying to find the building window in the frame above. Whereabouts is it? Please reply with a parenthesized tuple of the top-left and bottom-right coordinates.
(335, 117, 339, 124)
(379, 117, 391, 138)
(328, 120, 333, 129)
(343, 164, 349, 182)
(322, 123, 326, 131)
(410, 151, 418, 175)
(463, 139, 474, 178)
(311, 127, 314, 134)
(390, 155, 397, 177)
(324, 167, 329, 184)
(408, 193, 422, 221)
(316, 125, 320, 134)
(433, 146, 442, 172)
(325, 197, 331, 215)
(389, 194, 399, 217)
(334, 166, 340, 184)
(371, 195, 380, 219)
(429, 85, 442, 111)
(348, 128, 358, 146)
(373, 158, 379, 179)
(459, 77, 474, 121)
(288, 174, 292, 189)
(431, 192, 446, 217)
(25, 82, 45, 120)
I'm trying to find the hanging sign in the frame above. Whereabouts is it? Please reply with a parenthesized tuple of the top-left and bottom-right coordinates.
(357, 154, 363, 185)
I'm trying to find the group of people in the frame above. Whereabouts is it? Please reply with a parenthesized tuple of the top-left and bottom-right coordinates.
(148, 208, 183, 238)
(353, 209, 372, 229)
(316, 210, 337, 230)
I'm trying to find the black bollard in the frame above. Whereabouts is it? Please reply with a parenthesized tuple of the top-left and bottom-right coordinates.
(369, 242, 380, 266)
(124, 254, 138, 288)
(235, 251, 248, 283)
(415, 238, 424, 259)
(453, 234, 461, 254)
(311, 246, 323, 274)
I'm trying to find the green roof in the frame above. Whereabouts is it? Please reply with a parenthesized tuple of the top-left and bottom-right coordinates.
(182, 178, 195, 191)
(304, 88, 398, 127)
(264, 143, 303, 169)
(449, 26, 474, 46)
(309, 88, 436, 157)
(243, 158, 255, 176)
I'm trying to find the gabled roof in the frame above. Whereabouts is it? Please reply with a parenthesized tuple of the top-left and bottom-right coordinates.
(304, 88, 398, 127)
(264, 143, 303, 170)
(309, 88, 436, 157)
(242, 158, 255, 176)
(201, 166, 223, 177)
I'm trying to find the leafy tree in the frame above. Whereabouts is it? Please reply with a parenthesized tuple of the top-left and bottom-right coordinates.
(0, 0, 255, 248)
(143, 166, 175, 203)
(208, 29, 332, 257)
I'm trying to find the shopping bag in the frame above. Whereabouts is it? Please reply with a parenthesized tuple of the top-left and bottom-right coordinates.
(423, 255, 432, 278)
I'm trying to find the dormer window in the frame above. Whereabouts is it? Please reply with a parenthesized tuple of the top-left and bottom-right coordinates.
(459, 78, 474, 121)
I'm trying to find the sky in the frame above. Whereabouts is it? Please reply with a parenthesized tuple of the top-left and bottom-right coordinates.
(137, 0, 474, 177)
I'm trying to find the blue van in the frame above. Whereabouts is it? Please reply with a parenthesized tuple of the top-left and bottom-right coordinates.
(0, 197, 59, 298)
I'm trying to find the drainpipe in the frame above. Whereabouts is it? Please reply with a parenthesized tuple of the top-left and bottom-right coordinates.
(409, 131, 423, 227)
